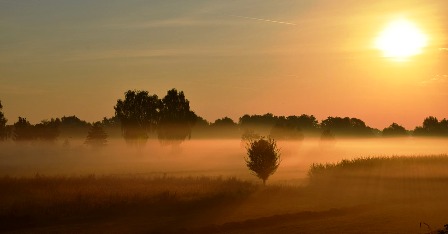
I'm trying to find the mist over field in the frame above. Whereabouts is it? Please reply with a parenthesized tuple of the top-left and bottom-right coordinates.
(2, 137, 447, 181)
(1, 136, 448, 233)
(2, 0, 448, 232)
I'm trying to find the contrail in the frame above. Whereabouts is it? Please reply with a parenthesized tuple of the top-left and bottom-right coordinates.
(229, 14, 296, 26)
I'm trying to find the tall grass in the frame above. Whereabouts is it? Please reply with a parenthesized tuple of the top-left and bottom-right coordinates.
(308, 154, 448, 181)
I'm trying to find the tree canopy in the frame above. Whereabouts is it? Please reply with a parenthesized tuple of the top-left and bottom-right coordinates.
(157, 89, 197, 145)
(114, 90, 161, 145)
(85, 122, 108, 147)
(13, 117, 61, 142)
(321, 117, 375, 137)
(270, 116, 305, 140)
(245, 137, 281, 185)
(13, 117, 35, 141)
(35, 119, 61, 141)
(382, 123, 408, 137)
(414, 116, 448, 136)
(211, 117, 237, 128)
(114, 89, 196, 146)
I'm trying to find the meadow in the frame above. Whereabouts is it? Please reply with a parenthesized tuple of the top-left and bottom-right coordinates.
(1, 138, 448, 233)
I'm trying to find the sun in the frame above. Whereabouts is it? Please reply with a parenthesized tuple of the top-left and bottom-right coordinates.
(375, 19, 428, 61)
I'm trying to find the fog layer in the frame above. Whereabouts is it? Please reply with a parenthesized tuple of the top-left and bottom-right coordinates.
(1, 138, 447, 182)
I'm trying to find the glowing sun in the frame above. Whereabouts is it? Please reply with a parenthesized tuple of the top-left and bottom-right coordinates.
(375, 19, 428, 61)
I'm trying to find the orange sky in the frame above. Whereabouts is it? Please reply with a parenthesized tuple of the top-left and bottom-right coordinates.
(1, 0, 447, 129)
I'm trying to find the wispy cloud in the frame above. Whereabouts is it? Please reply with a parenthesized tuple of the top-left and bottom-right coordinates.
(420, 75, 448, 86)
(439, 48, 448, 51)
(105, 17, 237, 29)
(64, 49, 191, 61)
(0, 45, 298, 63)
(228, 15, 296, 26)
(60, 47, 285, 62)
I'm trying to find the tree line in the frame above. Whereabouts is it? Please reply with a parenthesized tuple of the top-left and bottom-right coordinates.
(1, 90, 448, 145)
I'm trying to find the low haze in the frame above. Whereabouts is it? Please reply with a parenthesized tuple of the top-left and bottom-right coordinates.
(2, 138, 447, 180)
(1, 1, 448, 233)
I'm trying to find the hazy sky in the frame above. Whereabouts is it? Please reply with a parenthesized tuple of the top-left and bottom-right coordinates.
(1, 0, 447, 129)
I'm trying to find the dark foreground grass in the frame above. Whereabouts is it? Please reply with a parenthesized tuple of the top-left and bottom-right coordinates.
(0, 175, 263, 232)
(1, 155, 448, 233)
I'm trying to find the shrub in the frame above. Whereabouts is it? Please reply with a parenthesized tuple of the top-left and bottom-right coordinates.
(245, 137, 281, 185)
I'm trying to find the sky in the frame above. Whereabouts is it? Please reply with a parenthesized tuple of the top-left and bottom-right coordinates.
(1, 0, 447, 129)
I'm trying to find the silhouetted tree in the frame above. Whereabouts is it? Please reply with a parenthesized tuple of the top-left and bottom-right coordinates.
(239, 114, 319, 137)
(245, 137, 281, 185)
(157, 89, 196, 145)
(285, 114, 319, 131)
(321, 116, 374, 137)
(435, 224, 448, 234)
(59, 115, 91, 137)
(85, 122, 108, 147)
(414, 116, 448, 136)
(188, 115, 211, 139)
(194, 116, 210, 128)
(114, 90, 161, 145)
(270, 116, 304, 140)
(60, 115, 90, 128)
(13, 117, 35, 141)
(239, 113, 277, 132)
(101, 116, 120, 128)
(0, 101, 7, 141)
(382, 123, 408, 137)
(5, 125, 13, 140)
(35, 118, 61, 141)
(211, 117, 237, 128)
(441, 119, 448, 135)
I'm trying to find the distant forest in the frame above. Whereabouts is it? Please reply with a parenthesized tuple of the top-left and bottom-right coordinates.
(0, 89, 447, 144)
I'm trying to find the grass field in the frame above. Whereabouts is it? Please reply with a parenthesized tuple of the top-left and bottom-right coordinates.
(1, 155, 448, 233)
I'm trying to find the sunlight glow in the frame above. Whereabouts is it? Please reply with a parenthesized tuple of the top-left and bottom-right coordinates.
(375, 19, 428, 61)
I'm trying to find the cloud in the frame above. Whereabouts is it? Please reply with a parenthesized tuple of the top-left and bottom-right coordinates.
(61, 47, 281, 62)
(228, 15, 296, 26)
(439, 48, 448, 51)
(420, 75, 448, 85)
(105, 13, 297, 30)
(0, 44, 298, 64)
(105, 16, 238, 29)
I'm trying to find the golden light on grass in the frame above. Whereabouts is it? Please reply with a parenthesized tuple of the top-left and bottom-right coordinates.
(375, 19, 428, 61)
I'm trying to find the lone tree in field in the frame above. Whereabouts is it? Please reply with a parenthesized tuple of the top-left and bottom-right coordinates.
(85, 122, 108, 147)
(245, 137, 281, 185)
